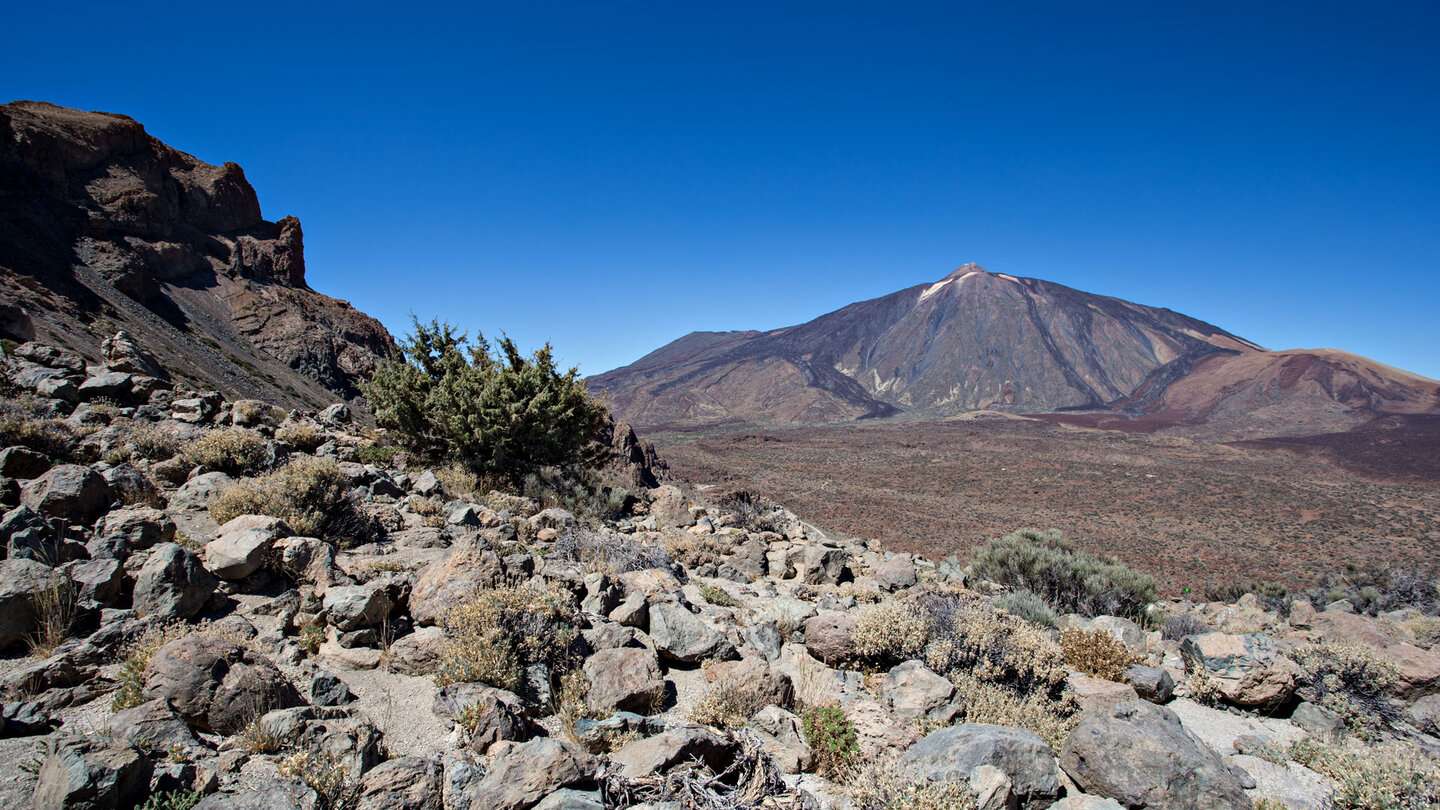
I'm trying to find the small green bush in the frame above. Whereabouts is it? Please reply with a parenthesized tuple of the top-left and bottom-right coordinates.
(183, 428, 269, 475)
(970, 529, 1158, 621)
(364, 317, 610, 484)
(802, 704, 858, 779)
(699, 584, 739, 607)
(1306, 565, 1440, 617)
(139, 791, 204, 810)
(355, 444, 401, 465)
(920, 593, 1068, 699)
(209, 456, 372, 544)
(994, 589, 1058, 628)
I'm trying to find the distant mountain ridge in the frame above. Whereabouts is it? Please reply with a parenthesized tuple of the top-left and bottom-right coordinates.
(0, 100, 393, 407)
(591, 264, 1440, 437)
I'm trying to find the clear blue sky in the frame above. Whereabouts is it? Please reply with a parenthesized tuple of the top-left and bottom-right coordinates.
(5, 1, 1438, 379)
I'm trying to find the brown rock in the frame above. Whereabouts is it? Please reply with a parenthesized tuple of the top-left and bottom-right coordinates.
(141, 636, 303, 733)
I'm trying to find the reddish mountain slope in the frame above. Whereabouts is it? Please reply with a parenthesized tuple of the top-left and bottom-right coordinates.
(0, 101, 393, 406)
(591, 264, 1265, 430)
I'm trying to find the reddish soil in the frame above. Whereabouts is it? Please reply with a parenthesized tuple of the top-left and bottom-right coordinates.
(653, 417, 1440, 595)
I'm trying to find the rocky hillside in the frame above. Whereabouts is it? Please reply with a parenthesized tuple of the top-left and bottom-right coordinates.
(0, 101, 394, 408)
(1, 336, 1437, 810)
(591, 265, 1440, 439)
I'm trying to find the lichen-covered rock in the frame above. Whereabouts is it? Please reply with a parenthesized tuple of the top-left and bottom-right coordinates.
(802, 612, 856, 665)
(462, 738, 597, 810)
(356, 755, 443, 810)
(898, 724, 1062, 810)
(1180, 632, 1298, 708)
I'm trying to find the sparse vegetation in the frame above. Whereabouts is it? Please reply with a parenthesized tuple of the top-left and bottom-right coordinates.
(236, 713, 285, 754)
(1162, 613, 1210, 641)
(275, 422, 325, 452)
(183, 427, 269, 475)
(690, 677, 770, 729)
(435, 581, 580, 693)
(120, 422, 181, 461)
(1307, 565, 1440, 617)
(26, 572, 78, 660)
(993, 588, 1058, 628)
(0, 395, 76, 459)
(113, 621, 251, 711)
(355, 443, 401, 465)
(802, 703, 858, 779)
(969, 529, 1158, 621)
(847, 759, 978, 810)
(278, 748, 358, 810)
(364, 316, 610, 483)
(919, 593, 1068, 698)
(209, 456, 374, 545)
(1286, 737, 1440, 810)
(851, 601, 929, 663)
(1060, 628, 1139, 681)
(138, 791, 204, 810)
(552, 527, 676, 575)
(1293, 642, 1400, 738)
(522, 466, 632, 521)
(699, 584, 739, 607)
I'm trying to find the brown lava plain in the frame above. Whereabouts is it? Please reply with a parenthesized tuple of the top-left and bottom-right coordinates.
(652, 416, 1440, 595)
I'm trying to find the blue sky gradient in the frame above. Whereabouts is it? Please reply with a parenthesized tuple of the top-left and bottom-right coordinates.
(5, 1, 1438, 378)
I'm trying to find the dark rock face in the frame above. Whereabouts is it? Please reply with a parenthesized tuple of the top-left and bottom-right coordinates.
(141, 635, 304, 733)
(0, 101, 393, 406)
(591, 265, 1261, 429)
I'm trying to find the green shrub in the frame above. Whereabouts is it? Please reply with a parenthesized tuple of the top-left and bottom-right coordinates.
(436, 581, 580, 695)
(209, 456, 373, 545)
(183, 428, 269, 475)
(699, 584, 739, 607)
(355, 443, 401, 465)
(364, 317, 610, 483)
(1061, 629, 1138, 681)
(1204, 580, 1291, 615)
(522, 466, 632, 522)
(802, 704, 858, 778)
(970, 529, 1158, 621)
(1293, 642, 1401, 738)
(994, 589, 1058, 628)
(139, 791, 204, 810)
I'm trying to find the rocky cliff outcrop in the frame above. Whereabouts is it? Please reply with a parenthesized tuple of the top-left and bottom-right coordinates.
(0, 100, 393, 406)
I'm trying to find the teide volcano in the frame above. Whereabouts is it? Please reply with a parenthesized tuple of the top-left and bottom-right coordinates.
(591, 264, 1440, 437)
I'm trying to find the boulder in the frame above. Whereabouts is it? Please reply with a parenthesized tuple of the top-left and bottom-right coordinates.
(257, 706, 385, 776)
(20, 464, 110, 523)
(386, 626, 447, 676)
(1180, 632, 1298, 708)
(410, 537, 503, 625)
(799, 545, 848, 585)
(898, 724, 1062, 810)
(1088, 616, 1147, 655)
(1291, 701, 1345, 743)
(803, 612, 856, 665)
(1069, 673, 1140, 718)
(0, 558, 51, 648)
(133, 543, 217, 621)
(876, 554, 918, 591)
(205, 515, 291, 580)
(169, 471, 233, 511)
(582, 646, 666, 714)
(433, 683, 536, 749)
(0, 446, 51, 479)
(102, 699, 207, 755)
(192, 782, 320, 809)
(77, 371, 135, 402)
(842, 697, 922, 761)
(31, 736, 152, 810)
(102, 462, 161, 507)
(648, 485, 694, 528)
(96, 506, 175, 549)
(1060, 700, 1251, 810)
(70, 557, 124, 606)
(879, 659, 958, 724)
(1407, 693, 1440, 737)
(747, 705, 814, 774)
(1123, 665, 1175, 704)
(323, 581, 396, 631)
(356, 755, 443, 810)
(570, 712, 666, 755)
(610, 726, 735, 779)
(141, 635, 304, 733)
(311, 670, 354, 707)
(463, 738, 597, 810)
(647, 602, 735, 663)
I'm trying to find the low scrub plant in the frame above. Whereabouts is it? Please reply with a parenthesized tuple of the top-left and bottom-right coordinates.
(138, 791, 204, 810)
(993, 588, 1058, 628)
(1161, 614, 1210, 641)
(1307, 564, 1440, 617)
(716, 489, 786, 534)
(948, 671, 1079, 751)
(278, 748, 358, 810)
(1204, 580, 1291, 616)
(552, 527, 676, 575)
(121, 422, 180, 462)
(662, 532, 732, 569)
(1293, 642, 1400, 738)
(209, 456, 373, 545)
(355, 443, 401, 465)
(1060, 629, 1139, 681)
(699, 584, 739, 607)
(183, 427, 269, 475)
(275, 422, 325, 452)
(435, 581, 580, 693)
(0, 396, 76, 460)
(919, 593, 1068, 699)
(26, 572, 78, 660)
(522, 466, 632, 522)
(847, 759, 978, 810)
(851, 601, 929, 663)
(969, 529, 1158, 621)
(690, 677, 770, 729)
(1286, 737, 1440, 810)
(802, 703, 858, 779)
